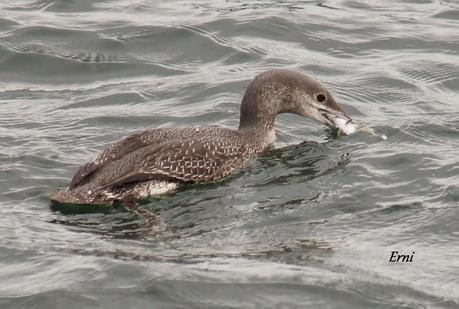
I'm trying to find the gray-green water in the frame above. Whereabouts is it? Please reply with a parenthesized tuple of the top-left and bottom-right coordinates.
(1, 1, 459, 308)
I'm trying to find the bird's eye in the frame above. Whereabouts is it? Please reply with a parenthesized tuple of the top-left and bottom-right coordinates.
(316, 93, 326, 103)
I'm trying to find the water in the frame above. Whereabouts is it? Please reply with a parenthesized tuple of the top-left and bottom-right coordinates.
(1, 0, 458, 308)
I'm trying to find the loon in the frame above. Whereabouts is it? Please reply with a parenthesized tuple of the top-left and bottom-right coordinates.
(49, 69, 356, 207)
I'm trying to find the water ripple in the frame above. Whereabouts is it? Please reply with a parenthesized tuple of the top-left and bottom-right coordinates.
(1, 0, 459, 308)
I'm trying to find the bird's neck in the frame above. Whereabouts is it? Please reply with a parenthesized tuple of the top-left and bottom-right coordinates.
(238, 85, 281, 133)
(237, 86, 281, 150)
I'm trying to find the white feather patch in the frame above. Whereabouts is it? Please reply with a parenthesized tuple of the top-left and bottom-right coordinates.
(133, 180, 179, 198)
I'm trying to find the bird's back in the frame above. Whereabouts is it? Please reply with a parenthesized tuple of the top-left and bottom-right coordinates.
(50, 127, 261, 205)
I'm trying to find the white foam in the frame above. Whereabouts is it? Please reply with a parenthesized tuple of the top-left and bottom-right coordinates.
(358, 127, 388, 140)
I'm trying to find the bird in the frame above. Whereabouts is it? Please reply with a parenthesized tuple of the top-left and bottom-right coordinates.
(49, 69, 355, 209)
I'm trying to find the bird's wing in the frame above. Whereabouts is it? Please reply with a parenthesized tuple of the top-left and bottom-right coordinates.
(100, 138, 253, 188)
(69, 128, 182, 188)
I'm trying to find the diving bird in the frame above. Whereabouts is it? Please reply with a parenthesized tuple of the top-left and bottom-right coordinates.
(49, 69, 356, 207)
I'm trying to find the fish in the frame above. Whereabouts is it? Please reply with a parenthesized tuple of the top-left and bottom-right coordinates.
(334, 117, 387, 140)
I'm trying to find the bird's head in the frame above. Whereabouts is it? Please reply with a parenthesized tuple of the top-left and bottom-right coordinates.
(239, 69, 356, 135)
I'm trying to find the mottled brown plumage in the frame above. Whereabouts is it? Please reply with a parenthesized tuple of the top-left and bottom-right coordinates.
(50, 69, 351, 206)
